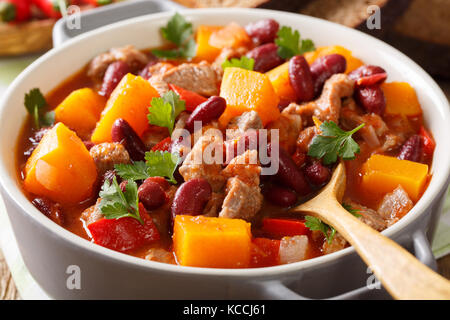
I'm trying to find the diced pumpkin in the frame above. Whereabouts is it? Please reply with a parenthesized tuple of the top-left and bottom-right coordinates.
(305, 45, 364, 73)
(91, 73, 159, 143)
(24, 123, 97, 204)
(195, 25, 223, 62)
(265, 62, 297, 103)
(381, 82, 422, 116)
(361, 154, 428, 201)
(208, 22, 252, 50)
(54, 88, 106, 138)
(173, 215, 252, 268)
(219, 67, 280, 127)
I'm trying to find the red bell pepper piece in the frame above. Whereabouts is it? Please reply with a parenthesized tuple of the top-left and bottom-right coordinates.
(151, 137, 172, 152)
(0, 0, 31, 23)
(250, 238, 280, 268)
(262, 218, 310, 239)
(168, 84, 207, 112)
(87, 203, 160, 252)
(419, 126, 435, 159)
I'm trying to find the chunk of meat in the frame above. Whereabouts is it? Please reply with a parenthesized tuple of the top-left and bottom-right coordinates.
(219, 150, 262, 220)
(203, 192, 225, 217)
(87, 45, 149, 80)
(89, 142, 130, 176)
(145, 248, 175, 264)
(141, 126, 169, 150)
(179, 134, 225, 192)
(296, 126, 319, 154)
(161, 61, 222, 96)
(213, 46, 249, 67)
(345, 201, 387, 232)
(146, 62, 176, 96)
(226, 111, 263, 140)
(279, 235, 309, 264)
(322, 232, 348, 255)
(267, 103, 303, 154)
(297, 74, 355, 123)
(378, 185, 413, 226)
(81, 199, 103, 226)
(32, 197, 64, 226)
(219, 177, 262, 220)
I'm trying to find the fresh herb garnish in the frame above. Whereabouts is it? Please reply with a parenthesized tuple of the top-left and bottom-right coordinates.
(305, 216, 336, 244)
(151, 13, 196, 59)
(98, 177, 143, 225)
(342, 202, 362, 218)
(274, 26, 315, 59)
(308, 121, 365, 165)
(222, 56, 255, 71)
(115, 151, 180, 184)
(24, 88, 55, 129)
(148, 90, 186, 135)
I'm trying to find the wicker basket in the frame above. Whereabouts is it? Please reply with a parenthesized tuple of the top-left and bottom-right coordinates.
(0, 19, 56, 56)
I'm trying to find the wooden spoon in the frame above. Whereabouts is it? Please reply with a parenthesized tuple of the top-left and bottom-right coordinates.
(291, 162, 450, 300)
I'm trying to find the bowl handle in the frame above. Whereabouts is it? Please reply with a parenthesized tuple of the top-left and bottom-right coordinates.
(255, 229, 437, 300)
(52, 0, 185, 47)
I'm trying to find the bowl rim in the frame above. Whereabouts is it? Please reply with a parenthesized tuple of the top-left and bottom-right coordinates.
(1, 7, 449, 279)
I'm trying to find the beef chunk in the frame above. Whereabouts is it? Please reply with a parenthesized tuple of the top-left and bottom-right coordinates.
(89, 142, 130, 176)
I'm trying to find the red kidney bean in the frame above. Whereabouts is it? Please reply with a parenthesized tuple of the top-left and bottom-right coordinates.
(245, 19, 280, 45)
(268, 144, 311, 196)
(83, 141, 95, 151)
(398, 135, 423, 162)
(264, 185, 298, 207)
(185, 96, 226, 132)
(354, 85, 386, 115)
(139, 60, 158, 80)
(32, 197, 64, 226)
(304, 161, 331, 186)
(99, 61, 130, 98)
(348, 65, 387, 87)
(310, 54, 347, 96)
(289, 55, 314, 102)
(171, 178, 212, 222)
(111, 118, 147, 161)
(24, 128, 49, 156)
(246, 43, 284, 73)
(143, 176, 170, 190)
(138, 179, 167, 210)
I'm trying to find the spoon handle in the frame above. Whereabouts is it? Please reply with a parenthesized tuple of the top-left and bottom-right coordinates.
(312, 202, 450, 300)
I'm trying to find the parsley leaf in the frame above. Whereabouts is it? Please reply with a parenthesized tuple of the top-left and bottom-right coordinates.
(24, 88, 55, 129)
(145, 151, 180, 184)
(308, 121, 365, 165)
(305, 216, 336, 244)
(342, 202, 362, 218)
(274, 26, 315, 59)
(148, 90, 186, 135)
(222, 56, 255, 71)
(114, 151, 180, 184)
(98, 177, 143, 224)
(151, 13, 196, 59)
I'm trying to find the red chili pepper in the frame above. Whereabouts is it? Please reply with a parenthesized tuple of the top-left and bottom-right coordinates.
(168, 84, 208, 112)
(0, 0, 31, 23)
(262, 218, 310, 239)
(250, 238, 280, 268)
(151, 137, 172, 152)
(87, 203, 160, 252)
(419, 126, 435, 159)
(32, 0, 66, 19)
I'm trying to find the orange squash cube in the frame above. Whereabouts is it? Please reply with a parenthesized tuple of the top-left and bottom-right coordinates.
(381, 82, 422, 116)
(266, 62, 297, 103)
(361, 154, 429, 202)
(219, 67, 280, 127)
(208, 22, 252, 50)
(91, 73, 159, 143)
(54, 88, 106, 138)
(195, 25, 223, 62)
(173, 215, 252, 268)
(24, 123, 97, 204)
(305, 45, 364, 73)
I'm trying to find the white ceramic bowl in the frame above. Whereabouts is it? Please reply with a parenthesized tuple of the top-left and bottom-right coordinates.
(0, 7, 449, 299)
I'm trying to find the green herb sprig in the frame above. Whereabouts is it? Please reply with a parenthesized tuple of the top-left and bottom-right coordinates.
(24, 88, 55, 129)
(274, 26, 315, 59)
(222, 56, 255, 71)
(148, 90, 186, 135)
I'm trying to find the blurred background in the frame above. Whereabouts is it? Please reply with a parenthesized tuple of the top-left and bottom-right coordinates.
(0, 0, 449, 299)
